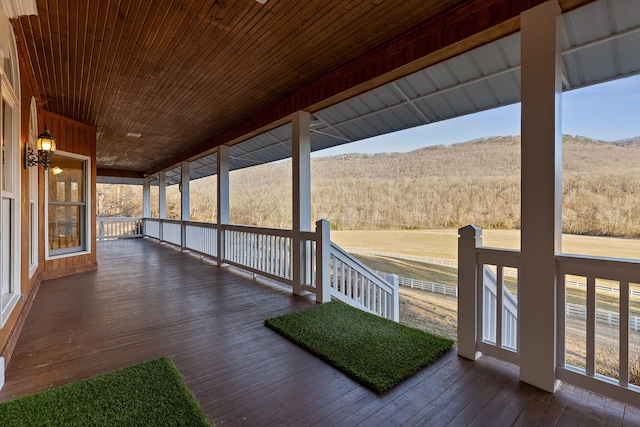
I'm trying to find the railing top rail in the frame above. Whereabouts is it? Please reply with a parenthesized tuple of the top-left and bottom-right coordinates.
(183, 220, 220, 230)
(477, 247, 521, 268)
(98, 217, 143, 221)
(159, 218, 182, 225)
(223, 223, 295, 238)
(300, 231, 318, 241)
(557, 253, 640, 283)
(142, 217, 179, 224)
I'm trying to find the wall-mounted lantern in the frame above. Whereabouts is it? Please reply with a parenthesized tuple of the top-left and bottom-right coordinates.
(24, 124, 57, 170)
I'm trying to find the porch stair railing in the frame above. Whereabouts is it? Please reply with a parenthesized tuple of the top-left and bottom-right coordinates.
(328, 242, 399, 321)
(136, 217, 398, 321)
(482, 265, 518, 351)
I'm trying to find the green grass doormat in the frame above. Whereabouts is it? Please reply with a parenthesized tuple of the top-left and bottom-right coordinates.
(265, 301, 454, 393)
(0, 357, 210, 426)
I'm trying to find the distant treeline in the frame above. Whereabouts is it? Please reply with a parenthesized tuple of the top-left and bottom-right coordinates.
(97, 135, 640, 238)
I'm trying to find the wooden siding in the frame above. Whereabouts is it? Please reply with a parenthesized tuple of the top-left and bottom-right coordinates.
(39, 111, 97, 280)
(1, 239, 638, 425)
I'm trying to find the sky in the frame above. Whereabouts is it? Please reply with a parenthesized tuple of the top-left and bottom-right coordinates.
(313, 74, 640, 157)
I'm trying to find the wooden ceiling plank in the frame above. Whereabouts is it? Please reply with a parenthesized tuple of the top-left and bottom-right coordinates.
(116, 1, 187, 111)
(16, 18, 46, 105)
(76, 0, 101, 122)
(91, 0, 135, 164)
(70, 0, 88, 120)
(187, 0, 381, 131)
(87, 0, 129, 127)
(146, 1, 257, 122)
(100, 0, 165, 133)
(139, 0, 420, 162)
(38, 0, 61, 113)
(58, 0, 72, 119)
(160, 1, 309, 140)
(95, 1, 152, 131)
(180, 0, 428, 137)
(102, 0, 212, 135)
(99, 0, 216, 171)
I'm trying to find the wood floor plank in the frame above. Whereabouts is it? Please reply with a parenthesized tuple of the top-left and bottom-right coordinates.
(0, 238, 638, 426)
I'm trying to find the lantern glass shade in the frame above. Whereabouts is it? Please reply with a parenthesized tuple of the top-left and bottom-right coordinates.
(36, 124, 57, 153)
(37, 135, 56, 152)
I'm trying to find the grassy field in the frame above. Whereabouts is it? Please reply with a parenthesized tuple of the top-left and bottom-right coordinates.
(331, 228, 640, 261)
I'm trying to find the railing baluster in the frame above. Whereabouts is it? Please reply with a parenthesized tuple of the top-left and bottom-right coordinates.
(620, 281, 629, 387)
(586, 276, 596, 378)
(497, 265, 503, 348)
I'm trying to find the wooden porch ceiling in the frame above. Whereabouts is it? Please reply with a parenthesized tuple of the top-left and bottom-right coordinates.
(12, 0, 595, 177)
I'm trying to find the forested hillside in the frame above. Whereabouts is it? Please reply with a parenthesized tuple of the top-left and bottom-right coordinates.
(97, 135, 640, 237)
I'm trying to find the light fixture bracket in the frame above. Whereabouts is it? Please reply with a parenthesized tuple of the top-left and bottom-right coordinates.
(24, 142, 55, 170)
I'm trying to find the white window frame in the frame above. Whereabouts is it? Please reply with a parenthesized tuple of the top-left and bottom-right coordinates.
(45, 151, 92, 260)
(0, 21, 20, 327)
(28, 97, 38, 277)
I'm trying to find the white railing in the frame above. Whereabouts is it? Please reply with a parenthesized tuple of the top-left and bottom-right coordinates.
(459, 224, 640, 407)
(223, 224, 294, 285)
(134, 218, 398, 321)
(556, 254, 640, 404)
(184, 221, 218, 258)
(143, 218, 160, 239)
(97, 217, 143, 240)
(458, 225, 521, 366)
(161, 220, 182, 246)
(329, 243, 399, 321)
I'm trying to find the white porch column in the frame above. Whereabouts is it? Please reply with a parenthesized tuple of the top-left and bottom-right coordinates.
(292, 111, 311, 296)
(142, 178, 151, 218)
(217, 145, 230, 266)
(181, 161, 190, 222)
(520, 0, 563, 393)
(158, 171, 167, 220)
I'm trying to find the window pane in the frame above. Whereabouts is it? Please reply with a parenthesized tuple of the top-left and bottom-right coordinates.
(1, 100, 6, 192)
(48, 205, 82, 250)
(2, 198, 12, 295)
(49, 157, 84, 202)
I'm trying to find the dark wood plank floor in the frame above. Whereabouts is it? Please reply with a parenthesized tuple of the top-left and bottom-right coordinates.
(1, 238, 639, 426)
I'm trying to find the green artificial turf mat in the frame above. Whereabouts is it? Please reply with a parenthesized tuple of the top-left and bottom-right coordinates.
(0, 356, 210, 426)
(265, 301, 454, 393)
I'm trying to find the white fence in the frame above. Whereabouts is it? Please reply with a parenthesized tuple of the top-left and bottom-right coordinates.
(345, 248, 457, 267)
(566, 279, 640, 299)
(135, 218, 398, 321)
(566, 303, 640, 332)
(373, 267, 638, 334)
(373, 270, 458, 297)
